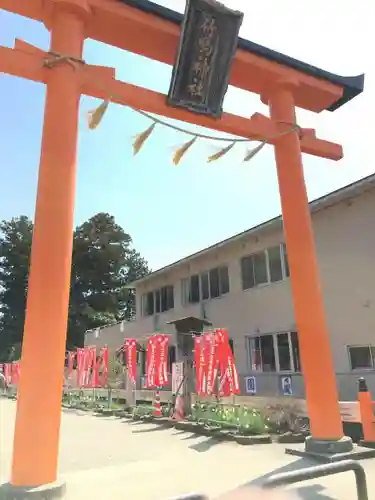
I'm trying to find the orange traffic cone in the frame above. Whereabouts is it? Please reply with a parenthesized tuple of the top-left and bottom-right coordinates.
(358, 377, 375, 444)
(153, 390, 162, 417)
(173, 394, 185, 421)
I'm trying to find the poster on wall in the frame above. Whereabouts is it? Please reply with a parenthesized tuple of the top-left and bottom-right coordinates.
(280, 376, 293, 396)
(245, 376, 257, 395)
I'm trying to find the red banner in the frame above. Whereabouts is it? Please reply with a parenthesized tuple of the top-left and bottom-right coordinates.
(93, 353, 99, 388)
(204, 332, 217, 395)
(200, 336, 208, 396)
(125, 338, 137, 385)
(69, 346, 108, 389)
(194, 329, 240, 397)
(4, 363, 12, 385)
(146, 334, 170, 388)
(227, 351, 240, 394)
(146, 335, 157, 387)
(155, 334, 169, 387)
(201, 334, 210, 396)
(76, 348, 85, 387)
(89, 346, 97, 388)
(216, 328, 240, 396)
(0, 363, 19, 385)
(12, 362, 21, 386)
(85, 347, 92, 387)
(216, 329, 230, 396)
(194, 336, 202, 394)
(194, 335, 208, 395)
(100, 346, 109, 387)
(81, 347, 89, 387)
(67, 351, 75, 378)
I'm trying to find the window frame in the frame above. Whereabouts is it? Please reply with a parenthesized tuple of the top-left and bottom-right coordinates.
(200, 271, 210, 301)
(281, 243, 290, 278)
(267, 245, 285, 283)
(246, 331, 301, 374)
(241, 243, 289, 291)
(240, 255, 255, 290)
(347, 345, 375, 371)
(209, 267, 221, 299)
(181, 265, 230, 306)
(155, 289, 161, 313)
(189, 274, 201, 304)
(252, 250, 268, 286)
(141, 285, 175, 317)
(141, 293, 153, 317)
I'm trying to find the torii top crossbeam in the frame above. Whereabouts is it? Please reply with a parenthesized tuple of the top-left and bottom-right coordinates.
(0, 0, 365, 493)
(1, 0, 364, 162)
(2, 0, 364, 112)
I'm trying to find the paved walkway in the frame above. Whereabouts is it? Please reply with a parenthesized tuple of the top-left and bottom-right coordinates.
(1, 398, 375, 499)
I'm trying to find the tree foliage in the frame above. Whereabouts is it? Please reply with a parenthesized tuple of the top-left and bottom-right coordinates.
(0, 213, 149, 360)
(0, 216, 32, 355)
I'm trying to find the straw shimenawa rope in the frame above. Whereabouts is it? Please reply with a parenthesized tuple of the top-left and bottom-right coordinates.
(87, 97, 301, 165)
(43, 51, 301, 165)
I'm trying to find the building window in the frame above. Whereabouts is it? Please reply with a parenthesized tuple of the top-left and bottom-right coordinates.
(141, 285, 174, 316)
(141, 291, 154, 316)
(247, 332, 300, 373)
(182, 274, 201, 304)
(161, 285, 174, 312)
(240, 243, 289, 290)
(219, 266, 230, 295)
(253, 251, 268, 285)
(277, 332, 291, 371)
(201, 272, 210, 300)
(348, 345, 375, 370)
(190, 275, 200, 303)
(155, 289, 161, 313)
(268, 245, 284, 282)
(209, 267, 220, 298)
(282, 243, 290, 278)
(241, 256, 255, 290)
(290, 331, 301, 372)
(181, 266, 230, 306)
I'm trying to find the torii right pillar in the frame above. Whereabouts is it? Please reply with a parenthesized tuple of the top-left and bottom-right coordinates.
(267, 82, 353, 457)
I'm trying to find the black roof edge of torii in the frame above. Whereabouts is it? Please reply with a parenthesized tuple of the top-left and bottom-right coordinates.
(119, 0, 364, 111)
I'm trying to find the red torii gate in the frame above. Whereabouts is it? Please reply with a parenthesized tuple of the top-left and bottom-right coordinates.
(0, 0, 365, 494)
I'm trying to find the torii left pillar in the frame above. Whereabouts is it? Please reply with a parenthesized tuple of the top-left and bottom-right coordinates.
(8, 0, 89, 495)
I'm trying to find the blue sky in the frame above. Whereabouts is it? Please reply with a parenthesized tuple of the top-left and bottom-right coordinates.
(0, 0, 373, 270)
